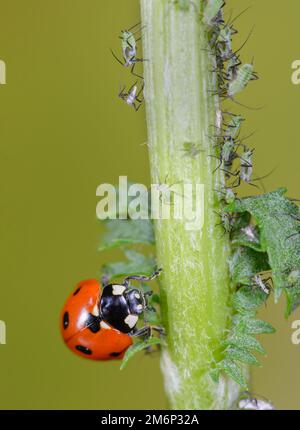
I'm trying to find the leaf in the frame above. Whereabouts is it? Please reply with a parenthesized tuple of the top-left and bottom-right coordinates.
(233, 286, 268, 315)
(226, 346, 261, 366)
(231, 225, 263, 252)
(230, 247, 270, 286)
(209, 368, 221, 384)
(226, 333, 266, 356)
(227, 188, 300, 315)
(99, 219, 155, 251)
(120, 337, 163, 370)
(217, 359, 248, 389)
(102, 249, 157, 281)
(233, 316, 276, 335)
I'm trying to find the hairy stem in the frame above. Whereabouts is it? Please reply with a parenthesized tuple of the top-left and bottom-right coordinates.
(140, 0, 242, 409)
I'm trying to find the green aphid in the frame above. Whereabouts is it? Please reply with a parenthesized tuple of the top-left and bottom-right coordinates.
(226, 54, 241, 81)
(111, 23, 144, 78)
(182, 142, 202, 158)
(239, 147, 254, 184)
(221, 137, 235, 163)
(174, 0, 191, 11)
(226, 115, 245, 140)
(217, 25, 236, 60)
(228, 64, 258, 98)
(203, 0, 224, 27)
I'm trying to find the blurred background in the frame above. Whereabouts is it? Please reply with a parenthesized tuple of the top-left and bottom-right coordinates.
(0, 0, 299, 409)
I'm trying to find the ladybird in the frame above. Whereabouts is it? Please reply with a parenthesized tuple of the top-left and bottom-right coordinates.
(61, 279, 133, 360)
(61, 270, 163, 361)
(99, 270, 163, 337)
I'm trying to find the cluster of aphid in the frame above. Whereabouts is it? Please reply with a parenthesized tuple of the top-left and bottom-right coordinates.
(111, 23, 145, 111)
(204, 1, 273, 296)
(206, 2, 260, 192)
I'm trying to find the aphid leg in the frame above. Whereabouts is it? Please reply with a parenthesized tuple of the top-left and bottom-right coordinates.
(130, 62, 144, 80)
(110, 48, 125, 66)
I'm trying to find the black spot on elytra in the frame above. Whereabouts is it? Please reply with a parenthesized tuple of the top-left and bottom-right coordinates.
(73, 286, 82, 296)
(110, 351, 122, 357)
(76, 345, 92, 355)
(63, 312, 69, 329)
(86, 313, 101, 333)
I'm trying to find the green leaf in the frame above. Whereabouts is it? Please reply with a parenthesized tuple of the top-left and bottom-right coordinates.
(99, 219, 155, 251)
(217, 359, 248, 389)
(230, 247, 270, 286)
(233, 317, 276, 335)
(233, 286, 268, 314)
(231, 225, 263, 252)
(226, 333, 266, 356)
(209, 368, 221, 384)
(102, 249, 157, 281)
(120, 337, 163, 370)
(226, 346, 261, 366)
(227, 188, 300, 315)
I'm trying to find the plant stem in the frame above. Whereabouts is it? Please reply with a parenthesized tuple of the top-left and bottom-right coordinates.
(140, 0, 242, 409)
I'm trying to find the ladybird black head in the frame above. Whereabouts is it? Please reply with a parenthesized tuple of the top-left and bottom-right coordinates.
(126, 289, 145, 315)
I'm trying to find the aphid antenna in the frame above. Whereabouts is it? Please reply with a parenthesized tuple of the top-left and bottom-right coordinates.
(226, 26, 255, 62)
(227, 6, 252, 27)
(251, 166, 278, 184)
(226, 97, 265, 112)
(123, 22, 142, 33)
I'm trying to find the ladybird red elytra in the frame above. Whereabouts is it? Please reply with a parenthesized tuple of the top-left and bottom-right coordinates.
(61, 279, 132, 360)
(61, 270, 164, 361)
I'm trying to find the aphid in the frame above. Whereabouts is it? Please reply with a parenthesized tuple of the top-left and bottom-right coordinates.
(203, 0, 224, 28)
(215, 210, 237, 234)
(252, 275, 271, 295)
(236, 146, 254, 185)
(216, 24, 236, 61)
(174, 0, 197, 12)
(216, 187, 236, 205)
(225, 114, 244, 140)
(182, 142, 202, 158)
(241, 225, 259, 243)
(119, 82, 144, 111)
(238, 392, 275, 410)
(111, 23, 145, 78)
(227, 63, 258, 98)
(225, 53, 241, 81)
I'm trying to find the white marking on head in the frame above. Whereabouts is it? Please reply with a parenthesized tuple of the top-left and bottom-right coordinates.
(112, 285, 126, 296)
(100, 321, 111, 330)
(134, 293, 140, 299)
(124, 314, 138, 329)
(92, 304, 99, 317)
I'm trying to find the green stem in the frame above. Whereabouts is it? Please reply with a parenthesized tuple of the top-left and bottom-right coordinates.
(140, 0, 242, 409)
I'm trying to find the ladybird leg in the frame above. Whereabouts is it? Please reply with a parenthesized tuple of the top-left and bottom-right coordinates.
(152, 326, 166, 337)
(130, 325, 151, 339)
(100, 274, 110, 287)
(123, 268, 162, 287)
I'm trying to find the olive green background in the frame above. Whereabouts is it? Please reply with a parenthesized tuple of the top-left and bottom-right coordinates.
(0, 0, 299, 409)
